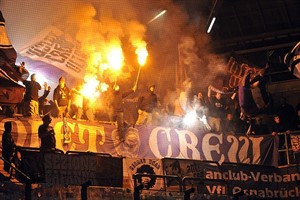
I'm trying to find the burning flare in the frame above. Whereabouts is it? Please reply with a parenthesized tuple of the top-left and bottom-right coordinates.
(106, 42, 124, 72)
(81, 43, 124, 101)
(81, 75, 100, 100)
(136, 46, 148, 66)
(134, 45, 148, 87)
(71, 4, 148, 104)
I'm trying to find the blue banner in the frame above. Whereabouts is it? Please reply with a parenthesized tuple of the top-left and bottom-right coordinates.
(0, 117, 277, 166)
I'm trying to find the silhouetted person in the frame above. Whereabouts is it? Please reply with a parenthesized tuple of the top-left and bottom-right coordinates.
(297, 102, 300, 129)
(222, 113, 236, 134)
(207, 86, 227, 132)
(248, 116, 270, 135)
(23, 73, 42, 117)
(136, 84, 158, 126)
(69, 83, 83, 120)
(110, 84, 136, 139)
(271, 115, 289, 145)
(38, 82, 51, 116)
(276, 97, 297, 131)
(2, 121, 15, 172)
(271, 115, 290, 165)
(38, 115, 56, 151)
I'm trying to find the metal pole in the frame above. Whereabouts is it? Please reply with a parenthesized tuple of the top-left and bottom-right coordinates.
(25, 183, 31, 200)
(284, 133, 290, 165)
(81, 180, 91, 200)
(134, 65, 142, 87)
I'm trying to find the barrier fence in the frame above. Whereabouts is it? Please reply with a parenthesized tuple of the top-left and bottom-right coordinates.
(1, 131, 300, 200)
(278, 130, 300, 166)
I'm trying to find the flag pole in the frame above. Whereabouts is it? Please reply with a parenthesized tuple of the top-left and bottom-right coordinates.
(135, 64, 142, 87)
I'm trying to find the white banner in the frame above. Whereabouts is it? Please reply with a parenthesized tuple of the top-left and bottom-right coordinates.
(19, 26, 86, 79)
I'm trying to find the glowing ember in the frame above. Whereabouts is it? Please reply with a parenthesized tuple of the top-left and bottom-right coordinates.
(100, 82, 109, 92)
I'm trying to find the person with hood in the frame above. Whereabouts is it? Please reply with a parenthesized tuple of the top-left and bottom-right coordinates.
(2, 121, 15, 172)
(38, 114, 56, 151)
(111, 84, 136, 139)
(136, 84, 158, 126)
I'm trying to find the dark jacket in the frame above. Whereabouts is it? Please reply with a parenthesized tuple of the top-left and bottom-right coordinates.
(208, 96, 226, 118)
(2, 130, 15, 172)
(137, 91, 158, 113)
(39, 89, 50, 114)
(23, 80, 41, 101)
(111, 89, 134, 112)
(53, 86, 70, 106)
(38, 124, 56, 151)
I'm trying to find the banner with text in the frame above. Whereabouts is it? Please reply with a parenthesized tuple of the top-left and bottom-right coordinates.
(0, 117, 277, 166)
(19, 26, 86, 79)
(219, 163, 300, 199)
(19, 150, 123, 186)
(162, 158, 300, 199)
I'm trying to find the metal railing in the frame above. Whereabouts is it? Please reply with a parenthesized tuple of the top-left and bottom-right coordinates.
(132, 173, 183, 200)
(132, 173, 183, 192)
(0, 151, 32, 200)
(132, 172, 231, 200)
(0, 155, 31, 182)
(182, 176, 229, 199)
(278, 130, 300, 166)
(65, 150, 112, 157)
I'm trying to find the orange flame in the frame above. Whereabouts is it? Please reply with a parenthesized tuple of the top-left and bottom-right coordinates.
(82, 44, 123, 102)
(100, 82, 109, 92)
(136, 46, 148, 66)
(73, 7, 148, 104)
(107, 46, 124, 72)
(81, 75, 100, 100)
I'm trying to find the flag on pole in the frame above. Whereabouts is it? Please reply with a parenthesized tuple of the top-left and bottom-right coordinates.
(226, 55, 269, 118)
(0, 10, 26, 105)
(19, 26, 86, 79)
(284, 41, 300, 79)
(0, 10, 29, 82)
(0, 11, 17, 67)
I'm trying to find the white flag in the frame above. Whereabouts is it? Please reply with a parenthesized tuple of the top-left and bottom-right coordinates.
(19, 26, 86, 79)
(284, 41, 300, 79)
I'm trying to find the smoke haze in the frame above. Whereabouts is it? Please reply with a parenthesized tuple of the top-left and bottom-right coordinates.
(1, 0, 227, 106)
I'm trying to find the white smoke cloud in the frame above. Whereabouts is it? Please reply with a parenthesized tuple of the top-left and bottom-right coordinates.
(1, 0, 227, 104)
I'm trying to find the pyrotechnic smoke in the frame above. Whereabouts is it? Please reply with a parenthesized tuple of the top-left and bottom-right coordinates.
(179, 35, 227, 90)
(1, 0, 228, 113)
(61, 1, 149, 112)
